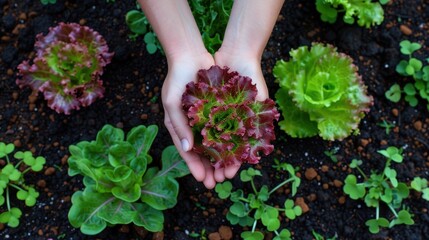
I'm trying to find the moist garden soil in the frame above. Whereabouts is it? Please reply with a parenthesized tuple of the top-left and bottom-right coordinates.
(1, 0, 429, 239)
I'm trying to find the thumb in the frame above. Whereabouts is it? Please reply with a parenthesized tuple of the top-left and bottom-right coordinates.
(165, 102, 194, 152)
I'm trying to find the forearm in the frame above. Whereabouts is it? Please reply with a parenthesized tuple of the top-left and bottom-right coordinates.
(137, 0, 207, 62)
(220, 0, 285, 59)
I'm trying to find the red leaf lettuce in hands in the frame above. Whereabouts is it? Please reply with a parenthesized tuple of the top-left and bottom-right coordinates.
(182, 66, 279, 169)
(16, 22, 114, 114)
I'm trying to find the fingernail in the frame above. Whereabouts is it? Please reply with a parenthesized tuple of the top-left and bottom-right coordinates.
(181, 139, 190, 152)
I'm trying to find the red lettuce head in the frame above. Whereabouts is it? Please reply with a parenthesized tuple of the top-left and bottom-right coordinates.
(182, 65, 279, 169)
(16, 22, 114, 114)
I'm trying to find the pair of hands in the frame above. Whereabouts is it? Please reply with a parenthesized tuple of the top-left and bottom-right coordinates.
(161, 49, 269, 189)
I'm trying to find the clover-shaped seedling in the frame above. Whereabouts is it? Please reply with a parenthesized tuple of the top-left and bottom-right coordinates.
(17, 187, 39, 207)
(399, 40, 421, 55)
(377, 146, 403, 163)
(365, 218, 389, 234)
(144, 32, 158, 54)
(385, 84, 402, 103)
(241, 231, 264, 240)
(284, 199, 302, 220)
(14, 151, 46, 172)
(344, 174, 365, 200)
(215, 181, 232, 199)
(229, 202, 248, 218)
(396, 40, 423, 76)
(349, 159, 363, 168)
(389, 209, 414, 227)
(261, 207, 280, 231)
(2, 164, 22, 181)
(240, 168, 262, 182)
(273, 229, 292, 240)
(0, 142, 14, 158)
(403, 83, 418, 107)
(411, 177, 429, 201)
(0, 208, 22, 228)
(226, 201, 253, 227)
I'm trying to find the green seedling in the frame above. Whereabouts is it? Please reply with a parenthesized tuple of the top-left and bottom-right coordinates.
(312, 230, 338, 240)
(0, 142, 46, 228)
(387, 40, 429, 110)
(215, 164, 301, 240)
(324, 147, 339, 163)
(411, 177, 429, 201)
(343, 146, 421, 234)
(376, 120, 395, 135)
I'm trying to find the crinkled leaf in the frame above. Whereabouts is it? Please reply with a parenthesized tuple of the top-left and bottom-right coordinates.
(183, 65, 278, 168)
(16, 22, 113, 114)
(274, 43, 372, 140)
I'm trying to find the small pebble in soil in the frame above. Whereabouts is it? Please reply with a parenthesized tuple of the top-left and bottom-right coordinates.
(305, 167, 318, 180)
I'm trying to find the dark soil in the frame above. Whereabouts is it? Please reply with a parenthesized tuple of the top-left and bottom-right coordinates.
(1, 0, 429, 239)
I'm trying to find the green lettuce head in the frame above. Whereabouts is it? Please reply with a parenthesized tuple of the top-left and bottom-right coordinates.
(273, 43, 373, 140)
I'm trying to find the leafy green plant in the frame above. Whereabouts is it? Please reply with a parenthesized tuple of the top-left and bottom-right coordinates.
(0, 142, 46, 227)
(190, 0, 233, 54)
(125, 0, 232, 54)
(273, 43, 373, 140)
(67, 124, 189, 235)
(343, 146, 422, 233)
(182, 65, 279, 169)
(215, 164, 301, 240)
(16, 22, 114, 114)
(315, 0, 388, 28)
(386, 40, 429, 110)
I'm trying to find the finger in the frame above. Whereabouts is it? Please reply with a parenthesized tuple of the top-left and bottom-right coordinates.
(162, 88, 194, 152)
(165, 111, 205, 182)
(214, 167, 226, 182)
(201, 158, 216, 189)
(224, 165, 241, 179)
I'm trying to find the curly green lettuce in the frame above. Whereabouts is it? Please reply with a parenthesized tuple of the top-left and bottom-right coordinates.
(273, 43, 372, 140)
(17, 22, 114, 114)
(182, 65, 279, 169)
(315, 0, 387, 28)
